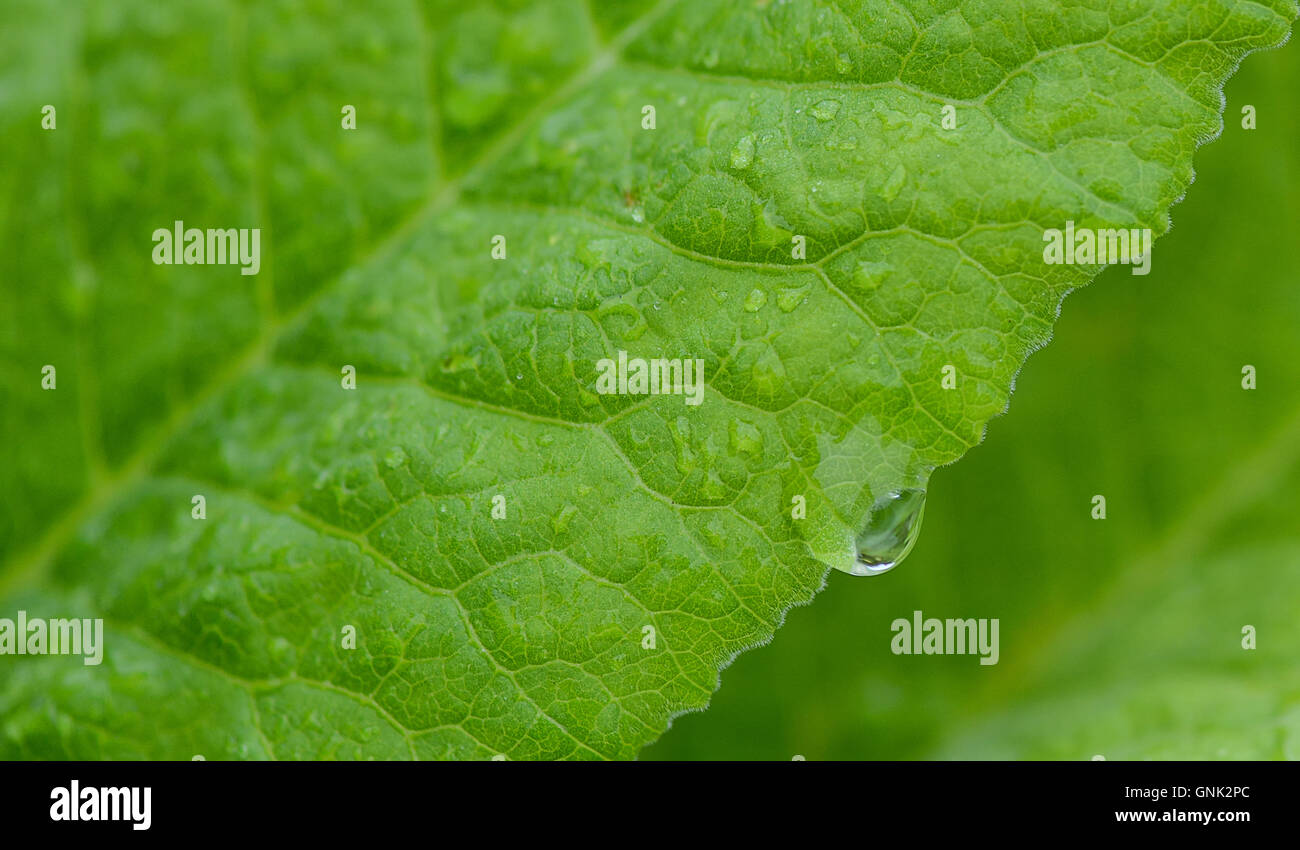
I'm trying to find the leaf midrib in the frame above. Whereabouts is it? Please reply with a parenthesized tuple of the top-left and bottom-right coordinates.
(11, 0, 1210, 596)
(0, 0, 682, 597)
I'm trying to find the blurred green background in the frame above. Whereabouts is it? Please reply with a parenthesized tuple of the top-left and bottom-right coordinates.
(649, 40, 1300, 760)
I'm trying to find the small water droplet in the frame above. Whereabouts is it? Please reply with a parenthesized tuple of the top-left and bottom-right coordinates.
(730, 134, 755, 170)
(711, 286, 729, 303)
(881, 163, 907, 202)
(743, 288, 767, 312)
(551, 503, 579, 534)
(853, 260, 893, 291)
(845, 488, 926, 576)
(630, 206, 645, 224)
(728, 419, 764, 457)
(515, 373, 523, 381)
(835, 53, 853, 75)
(810, 99, 841, 121)
(441, 351, 480, 373)
(777, 285, 809, 312)
(269, 636, 294, 665)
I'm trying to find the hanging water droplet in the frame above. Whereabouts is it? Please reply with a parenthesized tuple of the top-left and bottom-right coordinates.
(845, 488, 926, 576)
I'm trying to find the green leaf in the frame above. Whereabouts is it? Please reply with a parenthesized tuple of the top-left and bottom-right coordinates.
(649, 40, 1300, 761)
(1, 0, 1293, 759)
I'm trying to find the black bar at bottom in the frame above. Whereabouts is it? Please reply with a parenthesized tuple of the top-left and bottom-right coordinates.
(0, 760, 1291, 836)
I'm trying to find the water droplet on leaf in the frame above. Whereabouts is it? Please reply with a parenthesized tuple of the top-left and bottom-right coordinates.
(810, 99, 841, 121)
(881, 163, 907, 201)
(853, 260, 893, 291)
(551, 503, 579, 534)
(777, 285, 809, 312)
(730, 134, 756, 170)
(728, 419, 764, 457)
(845, 488, 926, 576)
(823, 136, 859, 151)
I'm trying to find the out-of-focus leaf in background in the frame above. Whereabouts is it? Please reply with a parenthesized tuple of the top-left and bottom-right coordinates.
(649, 41, 1300, 761)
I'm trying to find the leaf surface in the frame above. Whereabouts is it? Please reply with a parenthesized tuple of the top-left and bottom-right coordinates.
(0, 0, 1293, 759)
(649, 41, 1300, 760)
